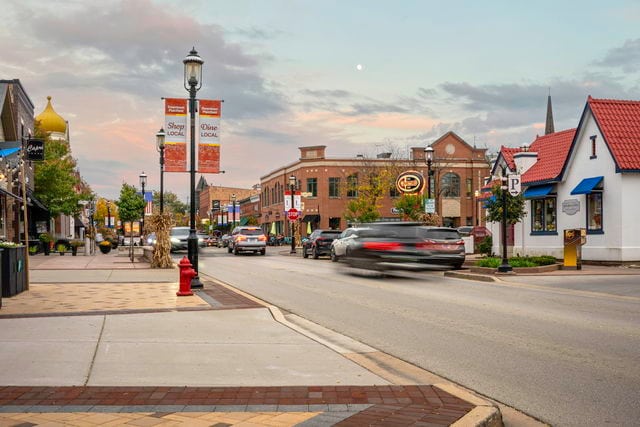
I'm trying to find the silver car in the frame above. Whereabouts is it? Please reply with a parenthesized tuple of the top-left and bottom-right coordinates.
(228, 226, 267, 255)
(330, 227, 369, 262)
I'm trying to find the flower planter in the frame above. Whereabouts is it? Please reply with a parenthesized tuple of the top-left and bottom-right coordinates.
(99, 244, 112, 254)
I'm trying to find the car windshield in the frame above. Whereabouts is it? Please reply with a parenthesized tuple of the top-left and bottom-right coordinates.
(171, 228, 190, 236)
(240, 228, 264, 236)
(320, 231, 341, 237)
(359, 225, 420, 239)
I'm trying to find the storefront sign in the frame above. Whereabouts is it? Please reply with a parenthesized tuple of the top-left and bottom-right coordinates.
(562, 199, 580, 215)
(26, 139, 45, 161)
(396, 171, 425, 194)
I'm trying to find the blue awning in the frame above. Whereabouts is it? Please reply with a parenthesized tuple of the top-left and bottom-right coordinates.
(523, 184, 554, 199)
(0, 147, 20, 157)
(571, 176, 604, 195)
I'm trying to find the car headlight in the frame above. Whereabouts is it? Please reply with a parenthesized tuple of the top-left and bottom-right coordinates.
(170, 237, 179, 243)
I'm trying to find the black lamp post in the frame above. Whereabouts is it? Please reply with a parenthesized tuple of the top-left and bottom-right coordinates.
(184, 47, 204, 288)
(139, 172, 147, 244)
(289, 175, 296, 254)
(474, 190, 480, 226)
(156, 128, 166, 214)
(231, 193, 237, 227)
(106, 201, 111, 228)
(498, 165, 513, 273)
(425, 146, 434, 199)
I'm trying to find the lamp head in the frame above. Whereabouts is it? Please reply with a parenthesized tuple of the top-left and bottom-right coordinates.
(289, 175, 296, 187)
(139, 171, 147, 187)
(156, 128, 166, 150)
(231, 193, 236, 201)
(183, 47, 204, 90)
(424, 145, 434, 162)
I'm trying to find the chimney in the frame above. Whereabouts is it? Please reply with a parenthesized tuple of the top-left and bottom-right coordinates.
(410, 147, 426, 161)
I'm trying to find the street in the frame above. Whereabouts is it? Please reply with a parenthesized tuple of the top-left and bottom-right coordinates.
(194, 247, 640, 427)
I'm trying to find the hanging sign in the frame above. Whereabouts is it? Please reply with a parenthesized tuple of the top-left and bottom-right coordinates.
(26, 139, 45, 161)
(198, 99, 221, 173)
(396, 171, 426, 194)
(508, 174, 522, 196)
(164, 98, 187, 172)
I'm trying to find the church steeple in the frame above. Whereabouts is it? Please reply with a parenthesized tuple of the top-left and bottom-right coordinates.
(545, 90, 555, 135)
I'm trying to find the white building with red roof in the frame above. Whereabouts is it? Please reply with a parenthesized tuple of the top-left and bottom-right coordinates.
(490, 96, 640, 262)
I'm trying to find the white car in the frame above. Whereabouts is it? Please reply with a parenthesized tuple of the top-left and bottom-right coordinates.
(330, 227, 368, 262)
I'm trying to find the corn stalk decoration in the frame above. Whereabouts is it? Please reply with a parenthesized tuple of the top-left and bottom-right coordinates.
(146, 213, 173, 268)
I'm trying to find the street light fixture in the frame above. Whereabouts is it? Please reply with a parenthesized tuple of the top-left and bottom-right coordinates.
(156, 128, 166, 214)
(184, 47, 204, 288)
(289, 175, 296, 254)
(474, 190, 480, 226)
(139, 171, 147, 244)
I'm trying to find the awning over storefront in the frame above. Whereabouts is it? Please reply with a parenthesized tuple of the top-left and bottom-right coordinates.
(27, 189, 48, 211)
(74, 216, 87, 228)
(523, 184, 554, 199)
(0, 187, 23, 202)
(0, 147, 20, 157)
(302, 214, 320, 223)
(570, 176, 604, 195)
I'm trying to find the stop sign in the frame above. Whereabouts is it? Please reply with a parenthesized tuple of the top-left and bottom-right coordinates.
(287, 209, 299, 221)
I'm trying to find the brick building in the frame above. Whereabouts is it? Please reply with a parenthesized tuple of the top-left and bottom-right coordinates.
(259, 132, 490, 237)
(198, 184, 259, 230)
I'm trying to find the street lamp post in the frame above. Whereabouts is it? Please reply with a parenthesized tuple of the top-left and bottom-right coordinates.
(139, 172, 147, 245)
(498, 165, 512, 273)
(424, 146, 434, 199)
(106, 201, 111, 228)
(184, 47, 204, 288)
(231, 193, 237, 227)
(156, 128, 166, 214)
(474, 190, 480, 226)
(289, 175, 296, 254)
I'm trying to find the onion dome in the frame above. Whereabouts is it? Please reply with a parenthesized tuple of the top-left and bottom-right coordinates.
(36, 96, 67, 134)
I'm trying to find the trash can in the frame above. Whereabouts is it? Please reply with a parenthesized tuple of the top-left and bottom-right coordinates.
(1, 246, 27, 297)
(0, 248, 3, 308)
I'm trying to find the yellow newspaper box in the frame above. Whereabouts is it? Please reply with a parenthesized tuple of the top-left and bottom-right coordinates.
(563, 228, 586, 270)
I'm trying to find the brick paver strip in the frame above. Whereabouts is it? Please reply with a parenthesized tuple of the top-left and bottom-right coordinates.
(199, 280, 264, 309)
(0, 385, 474, 425)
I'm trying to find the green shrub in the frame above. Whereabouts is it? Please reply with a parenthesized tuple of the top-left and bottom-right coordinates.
(477, 236, 492, 256)
(475, 255, 558, 268)
(476, 257, 501, 268)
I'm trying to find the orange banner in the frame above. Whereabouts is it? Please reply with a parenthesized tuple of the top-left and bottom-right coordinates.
(164, 98, 187, 172)
(198, 99, 221, 173)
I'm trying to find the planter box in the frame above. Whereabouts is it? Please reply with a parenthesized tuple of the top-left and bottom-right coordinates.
(1, 246, 27, 297)
(470, 263, 561, 274)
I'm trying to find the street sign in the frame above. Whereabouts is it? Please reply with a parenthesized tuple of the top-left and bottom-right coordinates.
(287, 208, 299, 221)
(425, 198, 436, 214)
(391, 207, 403, 214)
(508, 174, 522, 196)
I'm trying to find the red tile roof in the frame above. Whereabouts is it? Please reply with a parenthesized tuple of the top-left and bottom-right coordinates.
(500, 147, 521, 170)
(522, 128, 576, 184)
(588, 97, 640, 170)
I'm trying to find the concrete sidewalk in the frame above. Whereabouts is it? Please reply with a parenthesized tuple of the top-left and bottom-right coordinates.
(0, 251, 501, 426)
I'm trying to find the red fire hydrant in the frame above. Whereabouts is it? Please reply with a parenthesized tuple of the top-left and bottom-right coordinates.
(177, 256, 195, 296)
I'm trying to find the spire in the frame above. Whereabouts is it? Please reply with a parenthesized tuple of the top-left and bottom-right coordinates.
(545, 89, 555, 135)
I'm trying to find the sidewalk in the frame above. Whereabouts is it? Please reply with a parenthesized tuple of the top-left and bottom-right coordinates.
(0, 251, 500, 426)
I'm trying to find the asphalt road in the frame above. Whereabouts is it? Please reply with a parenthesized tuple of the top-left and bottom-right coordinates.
(195, 247, 640, 426)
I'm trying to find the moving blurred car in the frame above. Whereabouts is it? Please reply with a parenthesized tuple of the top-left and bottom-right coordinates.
(146, 232, 157, 247)
(169, 227, 190, 252)
(341, 222, 465, 272)
(303, 229, 342, 259)
(330, 227, 369, 262)
(228, 226, 267, 255)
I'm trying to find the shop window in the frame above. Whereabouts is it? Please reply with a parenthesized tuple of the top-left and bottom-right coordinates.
(590, 135, 597, 159)
(466, 178, 472, 197)
(531, 198, 557, 233)
(329, 217, 341, 230)
(587, 192, 603, 233)
(389, 185, 400, 198)
(306, 178, 318, 197)
(329, 177, 340, 197)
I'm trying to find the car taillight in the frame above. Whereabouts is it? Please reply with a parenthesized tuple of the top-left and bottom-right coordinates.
(416, 239, 437, 249)
(258, 235, 267, 241)
(236, 235, 247, 241)
(455, 240, 465, 246)
(362, 241, 402, 251)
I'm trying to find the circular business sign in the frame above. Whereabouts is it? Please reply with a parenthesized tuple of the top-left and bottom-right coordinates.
(287, 209, 299, 221)
(395, 170, 426, 194)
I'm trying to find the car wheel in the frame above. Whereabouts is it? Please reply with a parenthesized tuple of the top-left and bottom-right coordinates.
(312, 247, 319, 259)
(303, 246, 309, 258)
(330, 248, 338, 262)
(453, 263, 464, 270)
(233, 246, 239, 255)
(227, 245, 232, 253)
(260, 249, 266, 256)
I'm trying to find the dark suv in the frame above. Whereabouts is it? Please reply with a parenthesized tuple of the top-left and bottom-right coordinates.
(303, 229, 342, 259)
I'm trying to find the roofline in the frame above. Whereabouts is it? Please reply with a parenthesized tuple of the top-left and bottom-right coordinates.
(0, 79, 35, 109)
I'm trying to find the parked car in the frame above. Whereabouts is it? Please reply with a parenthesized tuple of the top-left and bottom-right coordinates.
(196, 233, 210, 248)
(218, 234, 231, 248)
(303, 229, 343, 259)
(330, 227, 369, 262)
(457, 225, 491, 241)
(228, 226, 267, 255)
(340, 222, 465, 272)
(146, 232, 157, 247)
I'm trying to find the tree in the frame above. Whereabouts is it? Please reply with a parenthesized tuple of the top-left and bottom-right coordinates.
(33, 127, 83, 216)
(152, 190, 188, 215)
(484, 184, 526, 224)
(116, 183, 145, 261)
(394, 194, 423, 221)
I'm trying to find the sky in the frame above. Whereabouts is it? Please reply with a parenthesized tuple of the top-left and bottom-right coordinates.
(1, 0, 639, 202)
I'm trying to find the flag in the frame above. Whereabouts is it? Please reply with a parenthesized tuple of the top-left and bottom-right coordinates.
(143, 191, 153, 216)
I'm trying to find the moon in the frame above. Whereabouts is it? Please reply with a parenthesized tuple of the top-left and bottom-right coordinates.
(356, 64, 363, 71)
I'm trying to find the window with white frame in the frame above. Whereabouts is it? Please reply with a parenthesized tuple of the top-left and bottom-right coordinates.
(531, 197, 557, 233)
(587, 192, 603, 232)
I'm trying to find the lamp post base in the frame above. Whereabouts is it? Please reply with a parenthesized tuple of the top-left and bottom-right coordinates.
(497, 262, 513, 273)
(190, 276, 203, 289)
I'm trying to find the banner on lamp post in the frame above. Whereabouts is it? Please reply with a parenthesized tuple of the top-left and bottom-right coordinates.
(198, 99, 221, 173)
(164, 98, 188, 172)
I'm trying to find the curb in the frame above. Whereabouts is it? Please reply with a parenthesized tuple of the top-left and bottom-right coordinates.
(204, 275, 503, 426)
(444, 271, 498, 282)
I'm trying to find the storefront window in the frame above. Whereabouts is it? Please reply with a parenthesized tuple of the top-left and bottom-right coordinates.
(587, 192, 603, 232)
(531, 197, 556, 233)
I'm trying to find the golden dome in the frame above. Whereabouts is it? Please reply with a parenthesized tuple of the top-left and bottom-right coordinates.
(36, 96, 67, 134)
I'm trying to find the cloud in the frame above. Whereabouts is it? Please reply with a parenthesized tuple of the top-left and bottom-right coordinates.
(593, 38, 640, 73)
